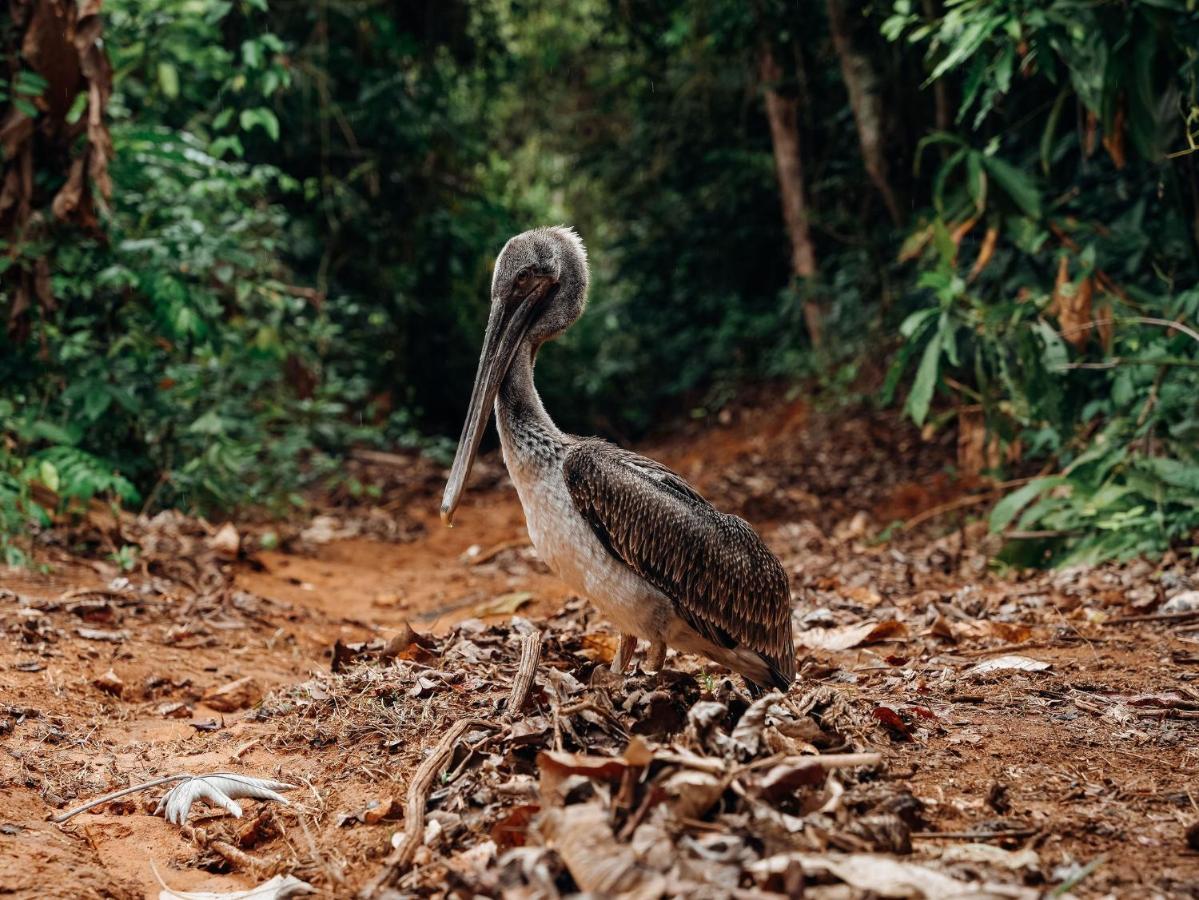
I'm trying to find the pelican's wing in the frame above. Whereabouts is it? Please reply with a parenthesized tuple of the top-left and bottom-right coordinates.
(563, 439, 795, 687)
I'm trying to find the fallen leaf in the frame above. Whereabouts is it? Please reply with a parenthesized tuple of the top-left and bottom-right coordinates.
(872, 706, 912, 739)
(751, 760, 826, 801)
(751, 852, 1036, 899)
(969, 655, 1051, 676)
(938, 843, 1041, 871)
(380, 621, 435, 662)
(661, 769, 725, 818)
(958, 620, 1034, 643)
(795, 619, 907, 651)
(730, 693, 788, 757)
(336, 797, 396, 827)
(536, 802, 666, 895)
(537, 738, 654, 803)
(202, 676, 262, 712)
(155, 773, 294, 825)
(491, 803, 539, 849)
(472, 591, 535, 617)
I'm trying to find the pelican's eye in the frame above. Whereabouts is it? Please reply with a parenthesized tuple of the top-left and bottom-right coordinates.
(515, 268, 532, 289)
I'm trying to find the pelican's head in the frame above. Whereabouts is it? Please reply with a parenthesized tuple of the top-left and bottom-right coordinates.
(440, 227, 589, 525)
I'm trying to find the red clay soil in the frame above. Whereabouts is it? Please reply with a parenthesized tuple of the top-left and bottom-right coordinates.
(1, 402, 1197, 898)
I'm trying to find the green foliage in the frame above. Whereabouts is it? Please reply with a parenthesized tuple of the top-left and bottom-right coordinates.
(885, 0, 1199, 562)
(0, 0, 357, 542)
(2, 0, 1198, 568)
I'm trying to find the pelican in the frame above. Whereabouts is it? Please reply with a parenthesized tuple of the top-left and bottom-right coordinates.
(441, 226, 795, 693)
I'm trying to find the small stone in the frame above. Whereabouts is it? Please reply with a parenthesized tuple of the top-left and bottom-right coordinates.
(202, 675, 262, 712)
(93, 669, 124, 697)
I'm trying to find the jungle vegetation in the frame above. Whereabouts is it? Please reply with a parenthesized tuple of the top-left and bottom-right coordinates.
(2, 0, 1198, 566)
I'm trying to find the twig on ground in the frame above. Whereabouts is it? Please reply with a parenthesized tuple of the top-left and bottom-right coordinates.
(913, 828, 1038, 841)
(505, 631, 542, 718)
(358, 717, 497, 899)
(209, 838, 276, 874)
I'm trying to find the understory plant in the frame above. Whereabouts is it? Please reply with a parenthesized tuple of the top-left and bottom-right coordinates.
(884, 0, 1199, 564)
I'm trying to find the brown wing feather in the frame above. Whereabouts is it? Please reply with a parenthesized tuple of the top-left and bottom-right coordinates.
(563, 439, 795, 687)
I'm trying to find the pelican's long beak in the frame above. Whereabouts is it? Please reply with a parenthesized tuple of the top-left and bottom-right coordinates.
(440, 289, 545, 526)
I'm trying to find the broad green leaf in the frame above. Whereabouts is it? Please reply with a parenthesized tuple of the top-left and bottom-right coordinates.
(990, 477, 1065, 533)
(239, 108, 280, 141)
(39, 461, 60, 494)
(982, 155, 1040, 218)
(905, 335, 941, 426)
(189, 411, 226, 435)
(158, 62, 179, 99)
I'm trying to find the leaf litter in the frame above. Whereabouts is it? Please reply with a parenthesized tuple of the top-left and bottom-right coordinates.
(2, 411, 1199, 896)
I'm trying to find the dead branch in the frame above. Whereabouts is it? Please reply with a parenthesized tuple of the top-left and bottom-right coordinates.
(913, 828, 1038, 841)
(505, 630, 542, 717)
(358, 717, 497, 898)
(209, 839, 277, 874)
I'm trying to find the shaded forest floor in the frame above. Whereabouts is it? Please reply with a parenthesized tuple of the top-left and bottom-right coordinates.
(2, 399, 1199, 898)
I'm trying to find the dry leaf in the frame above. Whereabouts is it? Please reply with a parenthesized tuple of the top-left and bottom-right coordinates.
(155, 773, 295, 825)
(957, 620, 1034, 643)
(661, 769, 725, 819)
(938, 843, 1041, 871)
(751, 852, 1036, 899)
(202, 676, 262, 712)
(473, 591, 535, 617)
(969, 655, 1051, 675)
(795, 619, 907, 651)
(968, 224, 999, 281)
(730, 692, 787, 756)
(537, 738, 652, 803)
(536, 802, 666, 896)
(751, 760, 826, 802)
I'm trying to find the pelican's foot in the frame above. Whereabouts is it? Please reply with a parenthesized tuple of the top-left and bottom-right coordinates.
(611, 633, 638, 674)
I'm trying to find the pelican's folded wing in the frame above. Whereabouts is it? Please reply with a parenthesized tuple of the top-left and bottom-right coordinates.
(563, 439, 795, 687)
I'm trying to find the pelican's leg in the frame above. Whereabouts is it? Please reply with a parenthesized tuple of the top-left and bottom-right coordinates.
(611, 633, 638, 674)
(644, 640, 666, 673)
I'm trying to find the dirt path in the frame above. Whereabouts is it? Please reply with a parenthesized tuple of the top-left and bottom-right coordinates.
(2, 405, 1198, 897)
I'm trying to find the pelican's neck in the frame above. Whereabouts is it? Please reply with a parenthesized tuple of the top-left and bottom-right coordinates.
(496, 341, 565, 472)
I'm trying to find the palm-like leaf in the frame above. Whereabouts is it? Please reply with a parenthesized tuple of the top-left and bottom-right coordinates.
(154, 773, 295, 825)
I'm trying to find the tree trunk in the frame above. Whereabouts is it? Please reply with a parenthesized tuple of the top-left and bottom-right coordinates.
(1, 0, 112, 337)
(758, 43, 822, 348)
(921, 0, 951, 135)
(826, 0, 902, 225)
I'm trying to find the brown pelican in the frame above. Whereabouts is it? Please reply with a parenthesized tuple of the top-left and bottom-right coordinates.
(441, 226, 795, 692)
